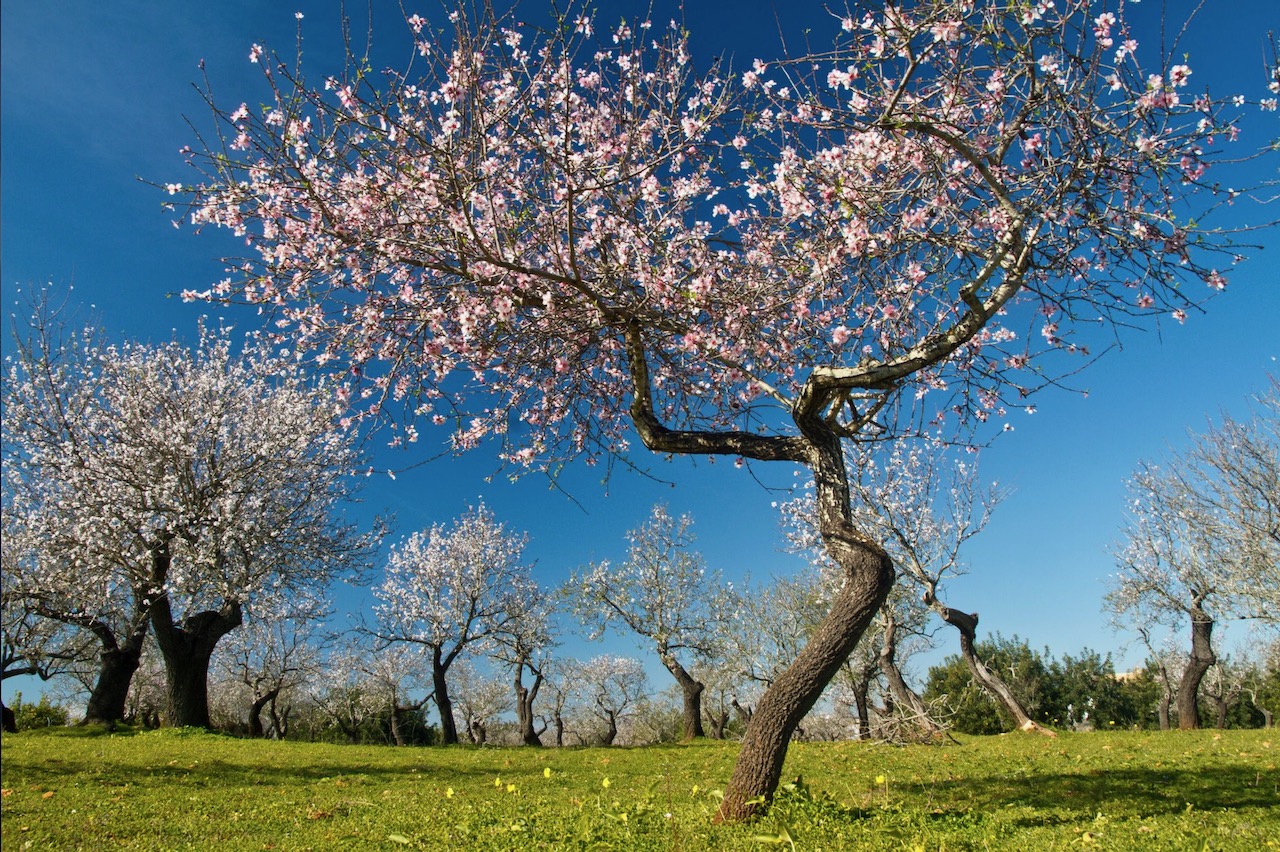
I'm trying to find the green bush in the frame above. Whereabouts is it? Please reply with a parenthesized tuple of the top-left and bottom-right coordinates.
(7, 692, 70, 730)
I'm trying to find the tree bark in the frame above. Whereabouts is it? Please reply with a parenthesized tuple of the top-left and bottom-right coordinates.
(151, 597, 243, 729)
(601, 709, 618, 746)
(878, 610, 943, 734)
(661, 654, 706, 740)
(514, 657, 544, 747)
(1177, 599, 1215, 731)
(248, 688, 280, 738)
(2, 701, 16, 733)
(432, 649, 460, 745)
(716, 538, 892, 821)
(850, 666, 873, 740)
(83, 642, 144, 725)
(925, 589, 1054, 736)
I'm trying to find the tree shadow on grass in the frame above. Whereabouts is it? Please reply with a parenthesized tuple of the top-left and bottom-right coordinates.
(899, 765, 1276, 817)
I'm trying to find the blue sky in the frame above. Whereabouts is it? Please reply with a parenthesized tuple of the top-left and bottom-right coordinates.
(3, 0, 1278, 707)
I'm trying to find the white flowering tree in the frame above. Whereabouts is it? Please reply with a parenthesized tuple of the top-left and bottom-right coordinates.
(490, 580, 556, 746)
(370, 504, 535, 744)
(2, 299, 375, 727)
(567, 505, 731, 740)
(1108, 385, 1279, 729)
(581, 654, 650, 746)
(211, 594, 329, 738)
(178, 0, 1276, 817)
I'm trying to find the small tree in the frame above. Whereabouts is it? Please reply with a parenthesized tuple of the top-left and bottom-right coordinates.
(581, 655, 650, 746)
(180, 0, 1275, 817)
(568, 505, 730, 740)
(370, 504, 535, 744)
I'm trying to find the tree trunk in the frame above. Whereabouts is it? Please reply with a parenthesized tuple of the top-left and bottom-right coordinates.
(851, 667, 872, 741)
(514, 658, 544, 747)
(601, 709, 619, 746)
(433, 650, 460, 745)
(151, 597, 243, 729)
(925, 590, 1054, 736)
(268, 697, 290, 739)
(248, 688, 280, 738)
(390, 704, 407, 746)
(553, 711, 566, 747)
(1177, 601, 1215, 731)
(878, 611, 943, 734)
(715, 537, 892, 822)
(661, 654, 705, 740)
(705, 704, 730, 739)
(83, 643, 144, 725)
(2, 701, 16, 733)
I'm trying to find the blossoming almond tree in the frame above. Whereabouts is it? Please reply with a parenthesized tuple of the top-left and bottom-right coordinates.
(178, 0, 1274, 818)
(1108, 384, 1279, 730)
(567, 504, 732, 741)
(369, 504, 536, 744)
(3, 301, 374, 727)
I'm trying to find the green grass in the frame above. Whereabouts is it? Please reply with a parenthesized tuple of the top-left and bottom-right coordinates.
(2, 727, 1276, 850)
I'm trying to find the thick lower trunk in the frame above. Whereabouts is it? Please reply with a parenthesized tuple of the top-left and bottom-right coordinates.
(2, 701, 16, 733)
(662, 655, 705, 740)
(83, 644, 144, 725)
(716, 538, 892, 822)
(433, 656, 459, 745)
(602, 711, 618, 746)
(927, 592, 1053, 736)
(878, 612, 942, 733)
(151, 600, 242, 729)
(1157, 690, 1172, 731)
(553, 712, 565, 747)
(1177, 605, 1215, 731)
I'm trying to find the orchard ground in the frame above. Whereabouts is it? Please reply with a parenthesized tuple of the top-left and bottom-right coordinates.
(1, 727, 1276, 850)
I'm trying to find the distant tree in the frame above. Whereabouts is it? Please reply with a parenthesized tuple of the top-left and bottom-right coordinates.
(358, 643, 434, 746)
(540, 657, 586, 747)
(568, 505, 731, 740)
(581, 655, 649, 746)
(491, 583, 556, 746)
(212, 595, 329, 738)
(181, 0, 1274, 817)
(924, 635, 1048, 734)
(370, 505, 535, 744)
(3, 299, 375, 728)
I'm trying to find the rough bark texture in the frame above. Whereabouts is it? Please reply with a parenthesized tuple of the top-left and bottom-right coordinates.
(151, 598, 243, 729)
(850, 667, 873, 740)
(2, 701, 16, 733)
(925, 590, 1055, 736)
(1177, 600, 1216, 730)
(716, 540, 892, 821)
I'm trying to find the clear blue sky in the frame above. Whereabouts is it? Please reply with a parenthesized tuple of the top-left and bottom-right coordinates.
(3, 0, 1277, 707)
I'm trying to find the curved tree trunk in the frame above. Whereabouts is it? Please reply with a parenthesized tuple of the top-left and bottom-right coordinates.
(716, 538, 892, 822)
(151, 598, 242, 729)
(661, 654, 706, 740)
(248, 688, 280, 738)
(924, 589, 1054, 736)
(878, 611, 943, 734)
(1177, 601, 1216, 730)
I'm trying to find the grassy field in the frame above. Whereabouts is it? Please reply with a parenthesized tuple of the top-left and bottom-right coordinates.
(1, 727, 1276, 850)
